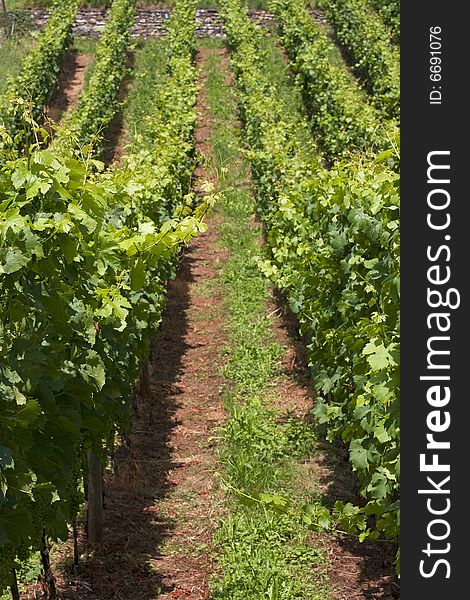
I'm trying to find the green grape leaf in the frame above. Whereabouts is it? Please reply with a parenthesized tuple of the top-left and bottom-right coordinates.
(0, 506, 33, 545)
(0, 248, 30, 274)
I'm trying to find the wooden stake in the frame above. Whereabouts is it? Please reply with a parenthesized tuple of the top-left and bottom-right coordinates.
(144, 359, 151, 398)
(10, 569, 20, 600)
(141, 359, 153, 422)
(72, 518, 79, 570)
(1, 0, 10, 39)
(40, 530, 57, 600)
(87, 450, 103, 545)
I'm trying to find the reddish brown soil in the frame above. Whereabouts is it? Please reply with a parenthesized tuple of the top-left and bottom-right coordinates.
(101, 52, 136, 167)
(45, 50, 92, 128)
(24, 47, 226, 600)
(193, 47, 224, 190)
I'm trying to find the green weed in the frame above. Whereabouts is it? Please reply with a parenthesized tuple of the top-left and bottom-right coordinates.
(0, 34, 35, 95)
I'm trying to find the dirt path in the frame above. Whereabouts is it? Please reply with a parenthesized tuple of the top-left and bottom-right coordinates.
(45, 50, 92, 128)
(37, 47, 227, 600)
(21, 41, 398, 600)
(101, 52, 136, 167)
(136, 48, 229, 597)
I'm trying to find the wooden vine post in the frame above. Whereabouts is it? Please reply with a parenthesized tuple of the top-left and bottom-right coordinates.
(87, 450, 104, 545)
(72, 518, 80, 569)
(10, 569, 20, 600)
(1, 0, 10, 38)
(40, 530, 58, 600)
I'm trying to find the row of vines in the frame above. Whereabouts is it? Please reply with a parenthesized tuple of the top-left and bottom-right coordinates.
(270, 0, 394, 161)
(0, 0, 209, 595)
(54, 0, 136, 153)
(0, 0, 400, 592)
(0, 0, 78, 151)
(317, 0, 399, 117)
(366, 0, 400, 42)
(221, 0, 400, 567)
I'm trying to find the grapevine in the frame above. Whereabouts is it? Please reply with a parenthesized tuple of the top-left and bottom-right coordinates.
(317, 0, 400, 116)
(220, 0, 399, 557)
(0, 0, 78, 149)
(367, 0, 400, 42)
(0, 0, 212, 591)
(54, 0, 136, 155)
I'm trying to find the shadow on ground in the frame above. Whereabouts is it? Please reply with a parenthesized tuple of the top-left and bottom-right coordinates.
(45, 49, 92, 129)
(55, 251, 199, 600)
(101, 50, 136, 166)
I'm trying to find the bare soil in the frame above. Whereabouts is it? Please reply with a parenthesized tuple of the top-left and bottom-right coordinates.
(101, 52, 136, 167)
(25, 46, 227, 600)
(45, 50, 92, 128)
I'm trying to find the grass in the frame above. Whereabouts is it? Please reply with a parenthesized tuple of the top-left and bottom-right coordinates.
(0, 33, 36, 94)
(72, 36, 97, 55)
(194, 277, 219, 298)
(0, 553, 42, 600)
(121, 38, 167, 146)
(200, 38, 331, 600)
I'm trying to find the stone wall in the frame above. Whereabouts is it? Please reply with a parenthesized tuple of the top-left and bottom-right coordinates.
(5, 7, 280, 39)
(3, 6, 329, 40)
